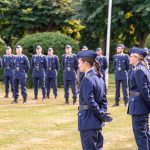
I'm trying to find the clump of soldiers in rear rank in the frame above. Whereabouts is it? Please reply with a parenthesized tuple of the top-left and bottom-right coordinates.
(1, 44, 149, 107)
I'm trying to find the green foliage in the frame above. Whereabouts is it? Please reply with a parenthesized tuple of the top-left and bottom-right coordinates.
(16, 32, 79, 87)
(112, 0, 150, 47)
(78, 0, 150, 53)
(0, 0, 83, 45)
(146, 34, 150, 48)
(0, 38, 6, 55)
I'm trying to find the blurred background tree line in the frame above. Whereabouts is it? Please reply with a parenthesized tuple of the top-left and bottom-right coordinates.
(0, 0, 150, 86)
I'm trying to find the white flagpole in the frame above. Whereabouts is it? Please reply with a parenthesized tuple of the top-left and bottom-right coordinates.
(106, 0, 112, 87)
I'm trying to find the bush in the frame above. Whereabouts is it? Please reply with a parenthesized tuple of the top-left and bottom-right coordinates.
(0, 38, 6, 81)
(16, 32, 79, 87)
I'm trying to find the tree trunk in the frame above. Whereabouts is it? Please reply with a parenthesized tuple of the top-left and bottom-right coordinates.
(138, 32, 149, 47)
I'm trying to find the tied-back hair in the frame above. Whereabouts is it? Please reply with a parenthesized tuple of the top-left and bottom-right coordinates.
(133, 53, 149, 69)
(142, 59, 149, 70)
(81, 57, 102, 78)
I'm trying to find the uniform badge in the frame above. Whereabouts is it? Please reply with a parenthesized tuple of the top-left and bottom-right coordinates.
(16, 67, 19, 71)
(68, 67, 71, 71)
(118, 66, 121, 71)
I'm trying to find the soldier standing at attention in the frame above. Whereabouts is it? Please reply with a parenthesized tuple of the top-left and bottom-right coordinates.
(112, 44, 130, 107)
(62, 45, 78, 105)
(12, 45, 30, 104)
(31, 45, 47, 100)
(2, 46, 14, 98)
(77, 50, 112, 150)
(96, 48, 108, 82)
(128, 47, 150, 149)
(46, 48, 59, 99)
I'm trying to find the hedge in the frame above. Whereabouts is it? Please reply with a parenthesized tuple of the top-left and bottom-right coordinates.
(16, 32, 79, 87)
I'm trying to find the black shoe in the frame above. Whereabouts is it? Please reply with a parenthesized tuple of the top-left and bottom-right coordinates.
(4, 94, 9, 98)
(64, 99, 69, 105)
(47, 95, 50, 99)
(54, 95, 57, 99)
(64, 102, 69, 105)
(73, 98, 77, 105)
(11, 99, 18, 104)
(23, 98, 27, 104)
(124, 101, 128, 107)
(112, 101, 119, 107)
(32, 97, 38, 100)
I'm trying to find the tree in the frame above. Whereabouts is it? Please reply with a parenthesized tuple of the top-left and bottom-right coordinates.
(78, 0, 150, 51)
(112, 0, 150, 47)
(0, 0, 84, 45)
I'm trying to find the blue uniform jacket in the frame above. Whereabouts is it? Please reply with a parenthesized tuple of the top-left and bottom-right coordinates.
(96, 55, 108, 77)
(113, 54, 129, 80)
(146, 56, 150, 67)
(78, 69, 107, 131)
(46, 55, 59, 78)
(62, 53, 78, 80)
(2, 54, 15, 76)
(31, 54, 47, 78)
(128, 63, 150, 115)
(14, 55, 30, 79)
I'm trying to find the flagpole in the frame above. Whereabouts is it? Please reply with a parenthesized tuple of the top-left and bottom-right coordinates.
(106, 0, 112, 87)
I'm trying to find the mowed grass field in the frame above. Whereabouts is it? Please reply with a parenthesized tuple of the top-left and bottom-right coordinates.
(0, 75, 137, 150)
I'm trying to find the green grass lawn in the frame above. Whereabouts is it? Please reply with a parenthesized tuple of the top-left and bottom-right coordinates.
(0, 75, 137, 150)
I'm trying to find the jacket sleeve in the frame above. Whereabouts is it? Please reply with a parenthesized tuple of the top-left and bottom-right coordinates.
(24, 56, 30, 73)
(55, 56, 59, 71)
(74, 55, 78, 72)
(82, 78, 107, 119)
(125, 55, 130, 70)
(134, 69, 150, 107)
(99, 82, 107, 112)
(44, 56, 47, 71)
(103, 57, 108, 70)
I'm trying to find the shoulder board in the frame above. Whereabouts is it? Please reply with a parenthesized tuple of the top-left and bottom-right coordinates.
(134, 64, 145, 71)
(72, 53, 76, 56)
(84, 74, 90, 78)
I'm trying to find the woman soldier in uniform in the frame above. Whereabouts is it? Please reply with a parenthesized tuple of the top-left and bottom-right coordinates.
(128, 47, 150, 149)
(77, 50, 112, 150)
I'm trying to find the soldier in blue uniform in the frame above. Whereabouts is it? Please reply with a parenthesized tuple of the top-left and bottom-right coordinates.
(2, 46, 14, 98)
(96, 47, 108, 82)
(31, 45, 47, 100)
(128, 47, 150, 150)
(62, 45, 78, 105)
(46, 48, 59, 99)
(113, 44, 130, 107)
(12, 45, 30, 104)
(77, 50, 112, 150)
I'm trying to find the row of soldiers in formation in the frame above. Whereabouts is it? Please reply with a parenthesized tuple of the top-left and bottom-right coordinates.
(1, 43, 149, 105)
(0, 44, 107, 104)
